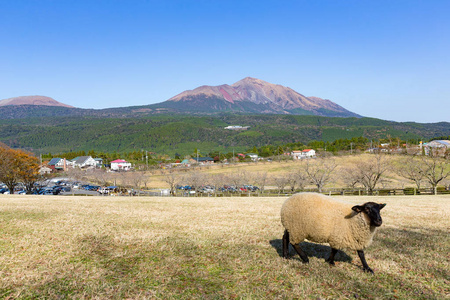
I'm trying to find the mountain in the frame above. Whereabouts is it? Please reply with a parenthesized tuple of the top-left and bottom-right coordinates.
(0, 78, 359, 118)
(0, 96, 74, 108)
(158, 77, 360, 117)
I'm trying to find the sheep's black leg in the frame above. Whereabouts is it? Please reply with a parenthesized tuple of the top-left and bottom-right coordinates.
(326, 247, 338, 265)
(357, 250, 374, 274)
(292, 244, 309, 263)
(282, 230, 290, 259)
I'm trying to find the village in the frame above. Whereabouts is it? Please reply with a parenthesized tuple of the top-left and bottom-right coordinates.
(39, 139, 449, 174)
(2, 139, 443, 197)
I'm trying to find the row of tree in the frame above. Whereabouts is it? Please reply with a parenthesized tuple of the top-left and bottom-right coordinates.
(0, 143, 40, 194)
(159, 153, 449, 195)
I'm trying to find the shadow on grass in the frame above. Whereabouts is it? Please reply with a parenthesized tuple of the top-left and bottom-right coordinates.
(377, 227, 448, 254)
(269, 239, 352, 263)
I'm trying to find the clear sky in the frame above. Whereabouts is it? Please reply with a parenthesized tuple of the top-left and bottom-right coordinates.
(1, 0, 449, 123)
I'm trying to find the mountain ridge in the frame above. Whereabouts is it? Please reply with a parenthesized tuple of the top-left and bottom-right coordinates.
(0, 78, 361, 118)
(0, 95, 74, 108)
(164, 77, 360, 117)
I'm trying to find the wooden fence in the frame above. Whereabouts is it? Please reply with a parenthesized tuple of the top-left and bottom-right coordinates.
(166, 187, 450, 197)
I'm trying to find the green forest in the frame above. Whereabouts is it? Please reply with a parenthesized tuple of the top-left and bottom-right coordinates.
(1, 114, 449, 159)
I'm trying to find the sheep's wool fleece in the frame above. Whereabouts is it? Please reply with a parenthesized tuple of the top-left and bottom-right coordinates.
(281, 193, 377, 251)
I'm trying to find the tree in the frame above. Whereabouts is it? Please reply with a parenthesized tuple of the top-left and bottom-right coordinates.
(228, 170, 248, 189)
(287, 171, 307, 193)
(0, 145, 40, 194)
(184, 171, 205, 194)
(273, 175, 289, 195)
(209, 174, 225, 195)
(395, 156, 426, 189)
(92, 169, 112, 187)
(352, 154, 390, 195)
(0, 147, 19, 194)
(341, 166, 361, 189)
(253, 171, 268, 193)
(15, 149, 40, 194)
(164, 171, 180, 196)
(303, 157, 337, 193)
(129, 171, 146, 195)
(421, 152, 450, 194)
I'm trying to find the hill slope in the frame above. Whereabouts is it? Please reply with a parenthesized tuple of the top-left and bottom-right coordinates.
(1, 114, 448, 156)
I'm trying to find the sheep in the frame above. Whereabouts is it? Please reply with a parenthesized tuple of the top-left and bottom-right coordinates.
(280, 192, 386, 273)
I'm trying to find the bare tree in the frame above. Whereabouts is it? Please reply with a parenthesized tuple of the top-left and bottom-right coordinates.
(273, 175, 289, 195)
(228, 170, 248, 189)
(395, 156, 426, 189)
(117, 171, 131, 194)
(164, 171, 180, 196)
(420, 153, 450, 194)
(253, 171, 268, 193)
(66, 167, 85, 184)
(129, 171, 146, 195)
(287, 171, 307, 193)
(341, 166, 361, 189)
(303, 157, 337, 193)
(92, 169, 111, 187)
(65, 167, 86, 195)
(184, 171, 206, 194)
(353, 154, 390, 195)
(209, 174, 225, 195)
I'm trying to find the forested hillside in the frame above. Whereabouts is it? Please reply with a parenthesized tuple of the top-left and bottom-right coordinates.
(1, 114, 449, 156)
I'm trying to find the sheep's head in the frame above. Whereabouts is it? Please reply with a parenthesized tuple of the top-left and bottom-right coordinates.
(352, 202, 386, 227)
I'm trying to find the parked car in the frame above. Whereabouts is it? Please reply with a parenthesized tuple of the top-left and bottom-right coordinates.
(98, 186, 118, 195)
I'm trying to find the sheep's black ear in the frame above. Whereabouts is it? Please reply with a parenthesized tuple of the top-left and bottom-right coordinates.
(379, 203, 386, 210)
(352, 205, 364, 213)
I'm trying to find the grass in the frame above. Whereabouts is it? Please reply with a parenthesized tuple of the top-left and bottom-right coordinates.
(0, 195, 449, 299)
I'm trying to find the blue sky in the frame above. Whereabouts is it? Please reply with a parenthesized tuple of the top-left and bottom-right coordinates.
(1, 0, 448, 123)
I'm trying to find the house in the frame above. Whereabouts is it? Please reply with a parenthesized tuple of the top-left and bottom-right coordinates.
(192, 157, 214, 165)
(72, 156, 98, 168)
(291, 149, 316, 159)
(246, 153, 259, 161)
(94, 158, 104, 168)
(47, 158, 67, 171)
(224, 125, 250, 130)
(424, 140, 450, 156)
(110, 159, 132, 171)
(39, 165, 52, 174)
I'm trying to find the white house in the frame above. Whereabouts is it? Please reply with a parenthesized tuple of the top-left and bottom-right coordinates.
(94, 158, 104, 168)
(246, 153, 259, 161)
(291, 149, 316, 159)
(224, 125, 250, 130)
(72, 156, 97, 168)
(39, 165, 52, 174)
(110, 159, 132, 171)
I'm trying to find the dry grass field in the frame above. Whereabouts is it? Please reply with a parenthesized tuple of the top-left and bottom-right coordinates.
(0, 194, 449, 299)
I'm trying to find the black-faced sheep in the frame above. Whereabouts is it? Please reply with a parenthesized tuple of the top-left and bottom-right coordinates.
(280, 192, 386, 273)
